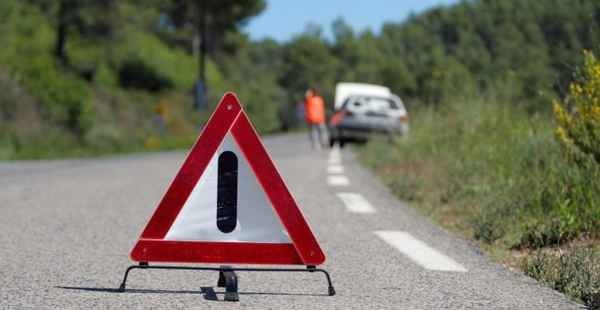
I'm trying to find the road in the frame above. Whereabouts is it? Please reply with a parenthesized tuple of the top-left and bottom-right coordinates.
(0, 134, 582, 309)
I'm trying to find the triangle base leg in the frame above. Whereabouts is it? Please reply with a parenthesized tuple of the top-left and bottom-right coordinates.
(218, 266, 239, 302)
(117, 264, 335, 299)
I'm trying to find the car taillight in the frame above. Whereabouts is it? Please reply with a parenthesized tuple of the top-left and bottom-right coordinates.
(330, 111, 347, 125)
(399, 115, 409, 123)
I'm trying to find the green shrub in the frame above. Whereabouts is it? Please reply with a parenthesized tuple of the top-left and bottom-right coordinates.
(0, 70, 34, 123)
(0, 1, 93, 135)
(362, 96, 600, 248)
(554, 51, 600, 165)
(523, 246, 600, 309)
(360, 95, 600, 306)
(118, 57, 173, 92)
(19, 58, 93, 134)
(110, 30, 197, 91)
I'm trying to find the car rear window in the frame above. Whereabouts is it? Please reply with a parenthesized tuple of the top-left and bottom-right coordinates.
(343, 96, 400, 113)
(366, 97, 399, 110)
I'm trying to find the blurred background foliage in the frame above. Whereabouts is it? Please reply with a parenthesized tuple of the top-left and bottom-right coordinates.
(0, 0, 599, 159)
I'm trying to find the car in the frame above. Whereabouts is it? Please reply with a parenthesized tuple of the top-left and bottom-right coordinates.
(328, 83, 409, 147)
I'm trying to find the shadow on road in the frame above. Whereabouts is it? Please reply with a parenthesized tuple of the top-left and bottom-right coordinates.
(56, 285, 329, 301)
(57, 286, 200, 294)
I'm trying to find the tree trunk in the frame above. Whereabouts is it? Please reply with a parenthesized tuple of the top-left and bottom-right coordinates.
(54, 1, 69, 66)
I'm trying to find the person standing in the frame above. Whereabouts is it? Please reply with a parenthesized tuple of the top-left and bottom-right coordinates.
(304, 88, 328, 149)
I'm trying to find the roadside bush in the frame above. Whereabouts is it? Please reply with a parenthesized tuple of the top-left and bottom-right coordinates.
(471, 132, 600, 249)
(25, 62, 93, 134)
(0, 1, 93, 135)
(363, 94, 600, 248)
(515, 160, 600, 248)
(360, 94, 600, 305)
(0, 70, 39, 126)
(554, 51, 600, 165)
(0, 70, 40, 159)
(111, 30, 197, 91)
(118, 57, 173, 92)
(523, 246, 600, 309)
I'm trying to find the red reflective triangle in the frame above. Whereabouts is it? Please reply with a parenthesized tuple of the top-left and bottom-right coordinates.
(130, 93, 326, 265)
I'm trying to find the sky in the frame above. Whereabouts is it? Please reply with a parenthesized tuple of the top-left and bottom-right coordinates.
(244, 0, 459, 42)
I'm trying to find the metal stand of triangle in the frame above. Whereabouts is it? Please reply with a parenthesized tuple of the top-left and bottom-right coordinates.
(117, 262, 336, 302)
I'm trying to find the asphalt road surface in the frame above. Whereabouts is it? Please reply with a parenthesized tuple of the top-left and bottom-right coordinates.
(0, 134, 582, 309)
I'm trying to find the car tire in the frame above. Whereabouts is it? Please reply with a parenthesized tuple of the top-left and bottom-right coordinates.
(339, 139, 346, 148)
(329, 137, 336, 148)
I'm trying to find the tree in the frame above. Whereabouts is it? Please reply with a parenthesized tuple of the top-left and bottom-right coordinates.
(216, 36, 286, 132)
(159, 0, 265, 108)
(161, 0, 265, 55)
(280, 34, 339, 105)
(26, 0, 120, 66)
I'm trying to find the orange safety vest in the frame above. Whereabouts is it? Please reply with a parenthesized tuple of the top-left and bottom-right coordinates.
(304, 95, 326, 124)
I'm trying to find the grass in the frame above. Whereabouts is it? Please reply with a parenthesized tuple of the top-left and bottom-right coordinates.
(359, 98, 600, 308)
(523, 245, 600, 308)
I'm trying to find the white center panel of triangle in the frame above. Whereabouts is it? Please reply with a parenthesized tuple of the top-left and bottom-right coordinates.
(164, 133, 291, 243)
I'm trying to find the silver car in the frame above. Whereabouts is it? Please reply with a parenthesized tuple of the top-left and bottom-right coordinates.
(328, 94, 409, 147)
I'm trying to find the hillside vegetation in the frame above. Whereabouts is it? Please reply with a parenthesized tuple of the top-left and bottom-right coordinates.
(1, 0, 598, 159)
(0, 0, 281, 159)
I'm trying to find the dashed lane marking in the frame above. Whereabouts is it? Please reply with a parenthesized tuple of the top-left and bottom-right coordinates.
(328, 148, 341, 164)
(327, 175, 349, 186)
(374, 231, 467, 272)
(328, 158, 342, 165)
(327, 165, 344, 174)
(336, 193, 376, 214)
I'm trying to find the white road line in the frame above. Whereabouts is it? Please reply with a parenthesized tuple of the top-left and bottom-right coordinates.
(328, 154, 341, 164)
(328, 148, 341, 164)
(327, 175, 349, 186)
(329, 158, 342, 165)
(374, 231, 467, 272)
(327, 165, 344, 174)
(336, 193, 376, 214)
(329, 145, 341, 155)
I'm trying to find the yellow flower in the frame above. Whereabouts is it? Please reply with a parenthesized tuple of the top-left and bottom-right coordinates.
(553, 51, 600, 163)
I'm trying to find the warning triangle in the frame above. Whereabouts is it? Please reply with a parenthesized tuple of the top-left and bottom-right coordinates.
(130, 93, 326, 265)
